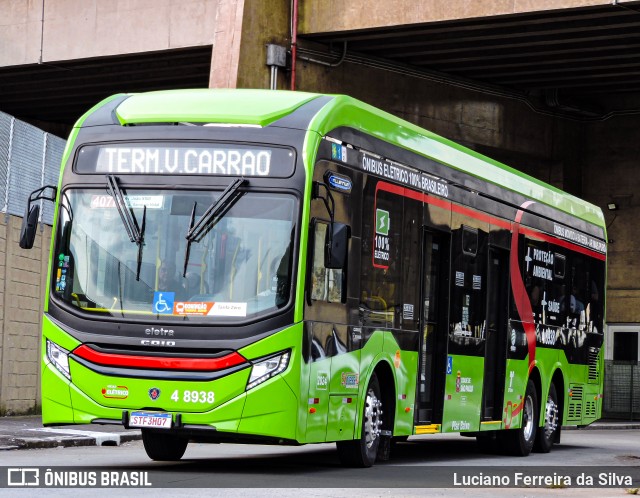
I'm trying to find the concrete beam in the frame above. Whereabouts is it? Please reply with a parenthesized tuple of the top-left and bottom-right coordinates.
(300, 0, 620, 34)
(0, 0, 221, 66)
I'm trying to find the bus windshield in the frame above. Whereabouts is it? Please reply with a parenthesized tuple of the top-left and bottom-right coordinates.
(53, 188, 296, 322)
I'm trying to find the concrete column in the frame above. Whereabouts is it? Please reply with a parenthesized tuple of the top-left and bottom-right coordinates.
(235, 0, 291, 90)
(209, 0, 291, 90)
(209, 0, 246, 88)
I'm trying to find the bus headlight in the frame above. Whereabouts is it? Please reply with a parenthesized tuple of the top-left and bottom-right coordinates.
(47, 340, 71, 380)
(246, 350, 290, 391)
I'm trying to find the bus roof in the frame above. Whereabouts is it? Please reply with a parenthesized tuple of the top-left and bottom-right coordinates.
(82, 89, 605, 230)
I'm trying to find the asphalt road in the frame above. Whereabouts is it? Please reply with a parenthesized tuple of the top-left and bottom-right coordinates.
(0, 429, 639, 496)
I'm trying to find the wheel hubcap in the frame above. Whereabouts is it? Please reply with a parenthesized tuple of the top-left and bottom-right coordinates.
(523, 394, 534, 441)
(364, 388, 383, 449)
(543, 395, 558, 439)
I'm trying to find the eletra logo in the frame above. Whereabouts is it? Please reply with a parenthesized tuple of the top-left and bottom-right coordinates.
(144, 327, 174, 336)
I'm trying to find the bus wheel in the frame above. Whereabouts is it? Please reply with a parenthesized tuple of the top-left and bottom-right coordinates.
(141, 429, 188, 461)
(336, 373, 383, 467)
(534, 383, 559, 453)
(500, 379, 538, 456)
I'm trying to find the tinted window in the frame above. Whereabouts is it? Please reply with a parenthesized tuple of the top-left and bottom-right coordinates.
(449, 225, 487, 355)
(360, 180, 403, 328)
(310, 221, 343, 304)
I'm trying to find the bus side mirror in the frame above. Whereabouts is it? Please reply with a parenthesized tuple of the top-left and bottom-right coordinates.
(325, 222, 350, 270)
(18, 185, 57, 250)
(19, 204, 40, 249)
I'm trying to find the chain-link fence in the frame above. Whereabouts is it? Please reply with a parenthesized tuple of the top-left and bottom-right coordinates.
(0, 111, 65, 225)
(603, 360, 640, 420)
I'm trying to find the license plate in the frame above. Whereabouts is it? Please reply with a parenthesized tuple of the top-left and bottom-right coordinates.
(129, 411, 172, 429)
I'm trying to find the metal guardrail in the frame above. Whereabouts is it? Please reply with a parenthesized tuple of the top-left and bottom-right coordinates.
(603, 360, 640, 420)
(0, 111, 65, 225)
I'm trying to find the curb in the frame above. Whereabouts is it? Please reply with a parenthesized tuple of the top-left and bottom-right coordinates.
(0, 431, 142, 451)
(567, 423, 640, 430)
(1, 423, 638, 451)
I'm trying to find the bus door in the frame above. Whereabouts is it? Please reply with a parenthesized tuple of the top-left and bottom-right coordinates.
(481, 247, 509, 420)
(416, 229, 450, 424)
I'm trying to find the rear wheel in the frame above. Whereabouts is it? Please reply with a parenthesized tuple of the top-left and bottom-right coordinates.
(336, 373, 383, 467)
(141, 429, 189, 461)
(534, 383, 559, 453)
(500, 379, 538, 456)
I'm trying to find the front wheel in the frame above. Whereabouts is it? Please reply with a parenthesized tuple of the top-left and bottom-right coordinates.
(534, 383, 559, 453)
(141, 429, 189, 461)
(336, 373, 383, 467)
(500, 379, 538, 456)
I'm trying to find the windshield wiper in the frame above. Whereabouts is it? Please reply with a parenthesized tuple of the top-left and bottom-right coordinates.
(106, 175, 146, 280)
(136, 206, 146, 281)
(182, 178, 246, 277)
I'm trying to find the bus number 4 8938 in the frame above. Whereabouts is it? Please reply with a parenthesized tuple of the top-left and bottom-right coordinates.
(171, 390, 215, 404)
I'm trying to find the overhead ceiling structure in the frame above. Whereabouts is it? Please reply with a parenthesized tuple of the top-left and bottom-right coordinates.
(300, 1, 640, 119)
(0, 46, 212, 127)
(3, 2, 640, 127)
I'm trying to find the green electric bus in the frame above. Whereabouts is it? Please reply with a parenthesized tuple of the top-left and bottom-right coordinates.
(20, 89, 606, 466)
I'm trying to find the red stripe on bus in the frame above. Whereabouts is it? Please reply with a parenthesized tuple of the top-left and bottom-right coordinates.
(374, 181, 605, 261)
(73, 345, 247, 371)
(510, 202, 538, 374)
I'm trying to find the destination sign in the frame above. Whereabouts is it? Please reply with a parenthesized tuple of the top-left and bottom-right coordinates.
(358, 152, 449, 198)
(75, 143, 295, 177)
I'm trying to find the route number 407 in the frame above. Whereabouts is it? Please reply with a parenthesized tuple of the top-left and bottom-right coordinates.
(171, 390, 215, 403)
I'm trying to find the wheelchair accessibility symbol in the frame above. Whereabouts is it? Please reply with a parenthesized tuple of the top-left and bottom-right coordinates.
(153, 292, 175, 314)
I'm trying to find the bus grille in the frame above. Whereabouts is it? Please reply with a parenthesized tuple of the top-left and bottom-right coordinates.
(585, 400, 597, 419)
(588, 347, 600, 383)
(567, 385, 583, 421)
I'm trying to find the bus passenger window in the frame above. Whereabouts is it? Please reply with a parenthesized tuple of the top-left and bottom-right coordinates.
(448, 226, 487, 356)
(311, 221, 343, 303)
(359, 183, 404, 329)
(462, 226, 478, 256)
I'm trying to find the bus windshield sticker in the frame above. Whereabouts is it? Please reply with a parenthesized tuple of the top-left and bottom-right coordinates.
(359, 151, 449, 198)
(172, 301, 247, 317)
(208, 302, 247, 317)
(153, 292, 175, 315)
(90, 194, 164, 209)
(174, 302, 214, 316)
(373, 208, 391, 268)
(330, 143, 347, 162)
(77, 144, 296, 177)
